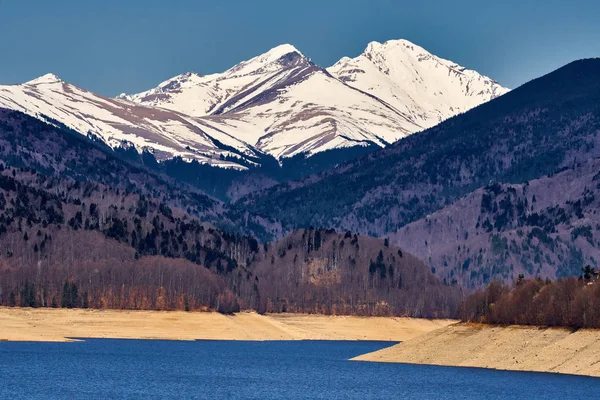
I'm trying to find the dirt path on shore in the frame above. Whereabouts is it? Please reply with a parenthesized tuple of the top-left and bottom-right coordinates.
(0, 307, 455, 342)
(354, 323, 600, 377)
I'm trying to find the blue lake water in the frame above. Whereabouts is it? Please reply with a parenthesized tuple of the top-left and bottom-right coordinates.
(1, 339, 599, 399)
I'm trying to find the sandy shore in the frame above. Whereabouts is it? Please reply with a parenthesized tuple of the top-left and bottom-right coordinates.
(0, 307, 454, 342)
(354, 323, 600, 377)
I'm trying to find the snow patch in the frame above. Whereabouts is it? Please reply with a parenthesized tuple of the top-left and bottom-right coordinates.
(26, 73, 62, 85)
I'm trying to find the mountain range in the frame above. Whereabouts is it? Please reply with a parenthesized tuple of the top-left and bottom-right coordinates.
(0, 40, 507, 170)
(0, 108, 457, 314)
(238, 58, 600, 286)
(1, 39, 599, 313)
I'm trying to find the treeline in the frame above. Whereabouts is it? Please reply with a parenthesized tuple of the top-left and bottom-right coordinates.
(249, 229, 461, 317)
(0, 145, 461, 318)
(461, 268, 600, 328)
(0, 167, 260, 277)
(0, 257, 240, 313)
(0, 108, 274, 241)
(0, 226, 461, 318)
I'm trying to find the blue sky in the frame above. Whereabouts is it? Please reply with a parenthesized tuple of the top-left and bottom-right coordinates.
(1, 0, 598, 96)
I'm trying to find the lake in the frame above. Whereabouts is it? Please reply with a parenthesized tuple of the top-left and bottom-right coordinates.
(1, 339, 599, 399)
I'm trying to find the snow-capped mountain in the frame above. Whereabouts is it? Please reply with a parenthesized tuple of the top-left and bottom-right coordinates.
(328, 39, 509, 129)
(118, 44, 423, 158)
(121, 39, 507, 159)
(0, 73, 262, 168)
(0, 39, 508, 169)
(118, 44, 307, 117)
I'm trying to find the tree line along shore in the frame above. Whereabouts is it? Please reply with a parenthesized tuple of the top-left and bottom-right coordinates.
(461, 269, 600, 329)
(5, 266, 600, 332)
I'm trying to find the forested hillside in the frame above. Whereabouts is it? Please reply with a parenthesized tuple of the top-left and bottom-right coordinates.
(393, 158, 600, 288)
(461, 272, 600, 329)
(5, 58, 599, 313)
(0, 166, 258, 311)
(253, 229, 458, 316)
(237, 59, 600, 238)
(160, 144, 378, 202)
(0, 108, 280, 240)
(0, 110, 459, 317)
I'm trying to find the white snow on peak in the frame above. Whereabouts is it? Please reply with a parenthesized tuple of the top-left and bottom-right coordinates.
(366, 39, 419, 50)
(0, 77, 260, 170)
(227, 43, 305, 76)
(26, 73, 63, 85)
(364, 41, 382, 54)
(119, 43, 310, 118)
(0, 39, 510, 169)
(262, 43, 303, 60)
(366, 40, 430, 61)
(328, 38, 509, 130)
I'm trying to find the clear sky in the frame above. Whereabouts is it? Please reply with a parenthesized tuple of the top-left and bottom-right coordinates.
(1, 0, 598, 96)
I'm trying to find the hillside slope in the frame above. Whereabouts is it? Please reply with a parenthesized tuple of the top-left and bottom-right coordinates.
(0, 163, 458, 316)
(393, 158, 600, 287)
(0, 110, 458, 316)
(237, 59, 600, 240)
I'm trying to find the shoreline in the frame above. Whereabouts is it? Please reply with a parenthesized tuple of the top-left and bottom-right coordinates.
(0, 307, 454, 343)
(353, 322, 600, 378)
(4, 308, 599, 379)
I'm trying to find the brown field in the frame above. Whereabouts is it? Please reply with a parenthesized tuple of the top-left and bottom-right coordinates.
(354, 322, 600, 377)
(0, 307, 455, 342)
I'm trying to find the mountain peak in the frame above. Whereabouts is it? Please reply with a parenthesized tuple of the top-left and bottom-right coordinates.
(26, 73, 63, 85)
(264, 44, 303, 59)
(37, 38, 509, 168)
(226, 43, 307, 77)
(364, 41, 382, 54)
(249, 44, 305, 67)
(364, 39, 426, 57)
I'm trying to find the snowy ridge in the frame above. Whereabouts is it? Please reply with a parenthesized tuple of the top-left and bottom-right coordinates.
(0, 40, 508, 169)
(0, 75, 261, 169)
(118, 44, 308, 117)
(328, 39, 509, 129)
